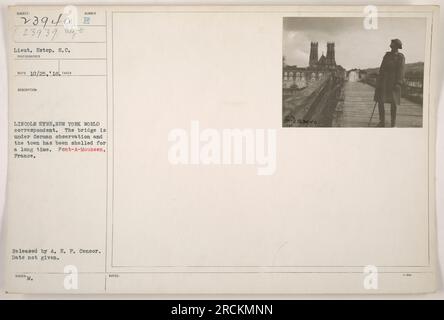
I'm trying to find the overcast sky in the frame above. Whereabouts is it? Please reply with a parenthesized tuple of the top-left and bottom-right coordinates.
(283, 17, 426, 70)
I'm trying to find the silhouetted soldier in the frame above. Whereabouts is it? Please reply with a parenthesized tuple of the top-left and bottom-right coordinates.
(374, 39, 405, 127)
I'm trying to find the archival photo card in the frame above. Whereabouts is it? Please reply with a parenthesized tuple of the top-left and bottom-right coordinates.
(4, 5, 439, 294)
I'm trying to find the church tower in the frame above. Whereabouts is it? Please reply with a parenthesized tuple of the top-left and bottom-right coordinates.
(326, 42, 336, 67)
(309, 42, 318, 67)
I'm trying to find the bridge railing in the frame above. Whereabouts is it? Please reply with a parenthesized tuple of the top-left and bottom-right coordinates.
(361, 73, 423, 105)
(283, 74, 344, 127)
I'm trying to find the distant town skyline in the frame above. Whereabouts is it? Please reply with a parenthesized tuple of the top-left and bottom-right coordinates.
(283, 17, 426, 70)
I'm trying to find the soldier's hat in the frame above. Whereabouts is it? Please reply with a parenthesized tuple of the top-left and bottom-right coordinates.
(391, 38, 403, 49)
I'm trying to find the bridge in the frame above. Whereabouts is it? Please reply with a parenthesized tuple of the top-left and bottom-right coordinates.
(335, 81, 423, 127)
(283, 78, 423, 127)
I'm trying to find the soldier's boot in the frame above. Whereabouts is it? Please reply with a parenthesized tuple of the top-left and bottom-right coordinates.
(391, 103, 397, 127)
(377, 102, 385, 127)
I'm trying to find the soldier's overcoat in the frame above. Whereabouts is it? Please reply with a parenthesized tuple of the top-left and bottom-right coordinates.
(374, 51, 405, 105)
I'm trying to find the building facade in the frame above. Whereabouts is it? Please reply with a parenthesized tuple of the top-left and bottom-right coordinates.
(283, 42, 344, 91)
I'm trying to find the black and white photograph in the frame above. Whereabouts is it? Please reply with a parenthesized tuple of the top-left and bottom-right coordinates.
(282, 17, 426, 127)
